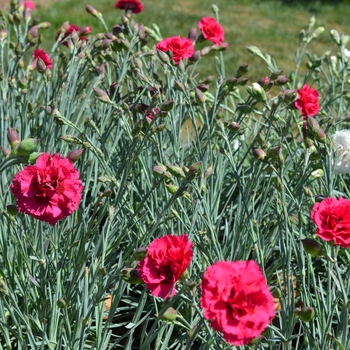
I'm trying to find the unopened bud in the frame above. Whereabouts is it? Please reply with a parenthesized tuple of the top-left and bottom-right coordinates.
(195, 87, 205, 103)
(166, 164, 186, 178)
(157, 49, 170, 64)
(57, 298, 66, 308)
(227, 122, 240, 132)
(270, 70, 284, 80)
(133, 248, 148, 261)
(66, 148, 84, 162)
(165, 183, 178, 195)
(153, 162, 167, 177)
(36, 57, 47, 74)
(2, 147, 10, 157)
(280, 89, 297, 103)
(0, 29, 8, 40)
(275, 75, 289, 85)
(120, 268, 143, 284)
(14, 138, 39, 155)
(301, 238, 325, 257)
(188, 27, 197, 42)
(306, 116, 325, 143)
(252, 148, 266, 161)
(7, 127, 20, 148)
(86, 4, 102, 18)
(299, 306, 315, 322)
(161, 307, 177, 321)
(160, 100, 174, 112)
(93, 88, 112, 104)
(236, 63, 249, 77)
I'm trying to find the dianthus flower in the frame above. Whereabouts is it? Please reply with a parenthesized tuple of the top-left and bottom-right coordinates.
(156, 36, 194, 64)
(198, 17, 224, 46)
(10, 153, 83, 226)
(200, 260, 275, 345)
(294, 84, 319, 118)
(32, 48, 52, 69)
(138, 234, 193, 299)
(332, 130, 350, 174)
(114, 0, 144, 14)
(311, 197, 350, 248)
(24, 1, 35, 11)
(56, 24, 91, 46)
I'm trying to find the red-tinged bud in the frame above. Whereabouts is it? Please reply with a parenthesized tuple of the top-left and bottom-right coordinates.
(67, 148, 84, 163)
(301, 238, 325, 257)
(130, 103, 148, 113)
(161, 307, 177, 321)
(237, 77, 248, 86)
(79, 26, 92, 36)
(112, 24, 123, 36)
(195, 87, 205, 103)
(93, 88, 112, 104)
(299, 306, 315, 322)
(306, 116, 326, 143)
(133, 248, 148, 261)
(14, 138, 39, 155)
(2, 147, 10, 157)
(86, 4, 102, 18)
(200, 75, 215, 84)
(211, 42, 228, 51)
(153, 162, 167, 177)
(258, 76, 273, 91)
(120, 268, 143, 284)
(275, 75, 289, 85)
(280, 89, 297, 103)
(7, 127, 20, 148)
(166, 164, 186, 178)
(0, 29, 8, 40)
(174, 80, 185, 91)
(270, 70, 283, 80)
(225, 77, 238, 88)
(109, 82, 119, 97)
(188, 27, 197, 42)
(189, 50, 201, 62)
(196, 84, 209, 92)
(27, 25, 38, 42)
(160, 100, 174, 112)
(227, 122, 240, 132)
(6, 204, 18, 216)
(252, 148, 266, 161)
(236, 63, 249, 77)
(36, 57, 47, 74)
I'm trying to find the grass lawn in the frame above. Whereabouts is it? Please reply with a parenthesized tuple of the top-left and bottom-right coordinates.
(31, 0, 350, 81)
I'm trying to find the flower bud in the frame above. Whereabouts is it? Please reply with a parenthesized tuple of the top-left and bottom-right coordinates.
(165, 183, 179, 195)
(153, 162, 167, 177)
(236, 63, 249, 77)
(0, 29, 8, 40)
(7, 127, 20, 148)
(188, 27, 197, 43)
(251, 82, 267, 101)
(160, 100, 174, 112)
(157, 49, 170, 64)
(200, 46, 211, 56)
(14, 138, 39, 155)
(252, 148, 266, 161)
(195, 87, 205, 103)
(86, 4, 102, 18)
(189, 50, 201, 62)
(301, 238, 325, 257)
(187, 161, 202, 180)
(2, 147, 10, 157)
(306, 116, 326, 143)
(280, 89, 297, 103)
(28, 152, 42, 163)
(270, 70, 284, 80)
(311, 169, 324, 178)
(67, 148, 84, 162)
(275, 75, 289, 85)
(93, 88, 112, 104)
(227, 122, 240, 132)
(166, 164, 186, 178)
(299, 306, 315, 322)
(161, 307, 177, 322)
(120, 268, 143, 284)
(258, 76, 273, 91)
(6, 204, 18, 215)
(133, 248, 148, 261)
(36, 57, 47, 74)
(57, 298, 66, 308)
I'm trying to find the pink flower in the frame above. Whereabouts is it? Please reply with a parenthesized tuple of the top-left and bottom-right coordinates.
(114, 0, 144, 13)
(24, 1, 35, 11)
(156, 36, 194, 64)
(56, 24, 91, 46)
(32, 48, 52, 69)
(200, 260, 275, 345)
(294, 84, 319, 118)
(311, 197, 350, 248)
(198, 17, 224, 46)
(138, 234, 193, 299)
(10, 153, 83, 226)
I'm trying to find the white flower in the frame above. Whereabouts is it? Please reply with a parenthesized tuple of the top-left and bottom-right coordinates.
(333, 130, 350, 174)
(344, 48, 350, 60)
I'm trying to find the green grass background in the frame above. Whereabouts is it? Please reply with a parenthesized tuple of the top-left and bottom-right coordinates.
(34, 0, 350, 80)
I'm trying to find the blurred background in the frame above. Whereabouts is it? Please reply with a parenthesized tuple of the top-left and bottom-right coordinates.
(2, 0, 350, 79)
